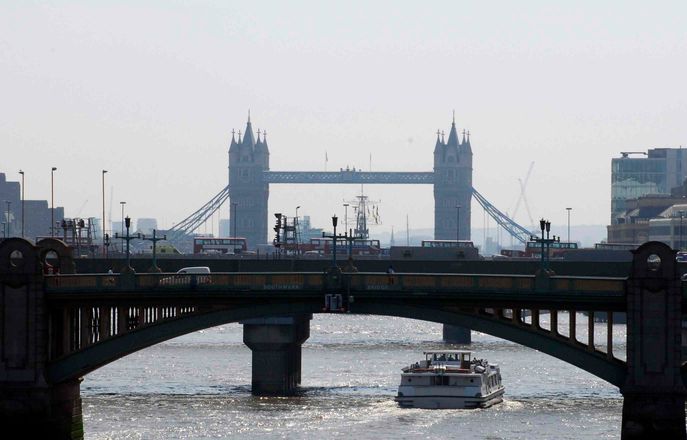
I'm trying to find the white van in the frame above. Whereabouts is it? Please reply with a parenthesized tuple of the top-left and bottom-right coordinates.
(176, 266, 211, 274)
(159, 266, 211, 286)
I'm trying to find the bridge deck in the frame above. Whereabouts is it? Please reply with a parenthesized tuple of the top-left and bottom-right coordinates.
(45, 272, 629, 311)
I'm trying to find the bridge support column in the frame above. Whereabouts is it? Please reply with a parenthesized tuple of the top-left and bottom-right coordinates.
(0, 379, 84, 439)
(242, 315, 311, 396)
(442, 324, 471, 344)
(620, 242, 686, 439)
(0, 238, 84, 439)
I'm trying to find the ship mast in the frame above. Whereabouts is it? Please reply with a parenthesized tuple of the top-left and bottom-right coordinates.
(345, 186, 380, 240)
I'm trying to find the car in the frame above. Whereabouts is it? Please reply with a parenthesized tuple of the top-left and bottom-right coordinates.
(676, 252, 687, 263)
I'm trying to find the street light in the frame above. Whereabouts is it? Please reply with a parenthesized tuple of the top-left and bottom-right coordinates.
(120, 201, 126, 239)
(19, 170, 24, 238)
(51, 167, 57, 237)
(5, 201, 10, 237)
(530, 218, 559, 273)
(332, 215, 338, 267)
(680, 210, 685, 250)
(141, 229, 166, 272)
(566, 207, 572, 244)
(115, 216, 141, 271)
(295, 206, 301, 254)
(102, 170, 107, 255)
(343, 203, 349, 232)
(456, 205, 461, 242)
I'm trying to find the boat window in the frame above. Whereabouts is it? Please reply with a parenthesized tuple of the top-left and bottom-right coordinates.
(433, 376, 450, 386)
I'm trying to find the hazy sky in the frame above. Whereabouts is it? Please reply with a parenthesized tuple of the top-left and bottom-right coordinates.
(1, 1, 685, 239)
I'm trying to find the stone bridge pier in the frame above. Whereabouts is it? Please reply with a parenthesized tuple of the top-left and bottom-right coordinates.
(242, 315, 311, 395)
(621, 242, 686, 439)
(0, 238, 83, 439)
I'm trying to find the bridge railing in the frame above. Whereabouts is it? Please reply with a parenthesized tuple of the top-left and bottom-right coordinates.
(45, 272, 328, 291)
(44, 272, 627, 301)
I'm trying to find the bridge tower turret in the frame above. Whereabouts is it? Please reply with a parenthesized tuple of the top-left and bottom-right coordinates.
(433, 113, 472, 240)
(228, 112, 270, 250)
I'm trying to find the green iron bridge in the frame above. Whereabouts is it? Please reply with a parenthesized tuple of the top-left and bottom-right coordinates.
(0, 237, 685, 439)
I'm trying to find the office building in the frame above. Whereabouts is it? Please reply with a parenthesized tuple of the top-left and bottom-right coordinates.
(611, 148, 687, 224)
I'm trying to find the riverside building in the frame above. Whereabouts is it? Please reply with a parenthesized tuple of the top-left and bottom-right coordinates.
(611, 148, 687, 224)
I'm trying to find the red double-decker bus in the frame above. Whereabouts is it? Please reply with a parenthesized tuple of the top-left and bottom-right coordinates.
(523, 240, 578, 258)
(193, 237, 247, 254)
(303, 237, 382, 256)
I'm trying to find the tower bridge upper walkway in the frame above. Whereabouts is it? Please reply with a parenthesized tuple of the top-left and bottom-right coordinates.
(264, 170, 435, 184)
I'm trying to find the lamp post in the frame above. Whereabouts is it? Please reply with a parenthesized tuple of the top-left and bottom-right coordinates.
(322, 215, 346, 268)
(343, 203, 349, 233)
(456, 205, 461, 242)
(295, 206, 301, 254)
(104, 233, 110, 260)
(332, 215, 338, 267)
(102, 170, 107, 255)
(115, 216, 141, 271)
(19, 170, 24, 238)
(51, 167, 57, 237)
(530, 218, 559, 273)
(120, 201, 126, 239)
(566, 207, 572, 244)
(5, 201, 10, 237)
(680, 211, 685, 250)
(141, 229, 166, 272)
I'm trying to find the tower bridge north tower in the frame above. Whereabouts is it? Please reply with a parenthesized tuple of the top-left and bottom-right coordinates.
(228, 115, 473, 249)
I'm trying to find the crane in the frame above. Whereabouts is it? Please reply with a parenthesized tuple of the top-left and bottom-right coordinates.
(511, 162, 535, 228)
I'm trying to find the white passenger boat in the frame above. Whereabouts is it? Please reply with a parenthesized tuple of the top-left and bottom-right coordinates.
(395, 350, 504, 409)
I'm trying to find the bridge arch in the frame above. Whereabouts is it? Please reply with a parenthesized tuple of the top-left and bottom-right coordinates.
(48, 301, 625, 388)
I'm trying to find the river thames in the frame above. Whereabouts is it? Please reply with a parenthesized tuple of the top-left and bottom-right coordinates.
(82, 313, 624, 439)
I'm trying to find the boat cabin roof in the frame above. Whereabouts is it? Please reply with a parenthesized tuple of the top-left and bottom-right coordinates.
(423, 350, 473, 363)
(423, 350, 472, 355)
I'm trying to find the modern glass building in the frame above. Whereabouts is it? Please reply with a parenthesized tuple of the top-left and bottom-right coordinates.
(611, 148, 687, 224)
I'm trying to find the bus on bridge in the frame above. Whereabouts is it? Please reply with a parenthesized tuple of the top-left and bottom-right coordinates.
(524, 240, 578, 258)
(193, 237, 248, 255)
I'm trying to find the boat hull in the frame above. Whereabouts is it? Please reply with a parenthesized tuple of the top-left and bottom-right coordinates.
(395, 388, 504, 409)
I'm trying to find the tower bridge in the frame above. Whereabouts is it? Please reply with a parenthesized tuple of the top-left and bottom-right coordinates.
(0, 238, 685, 439)
(227, 114, 473, 250)
(168, 115, 534, 250)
